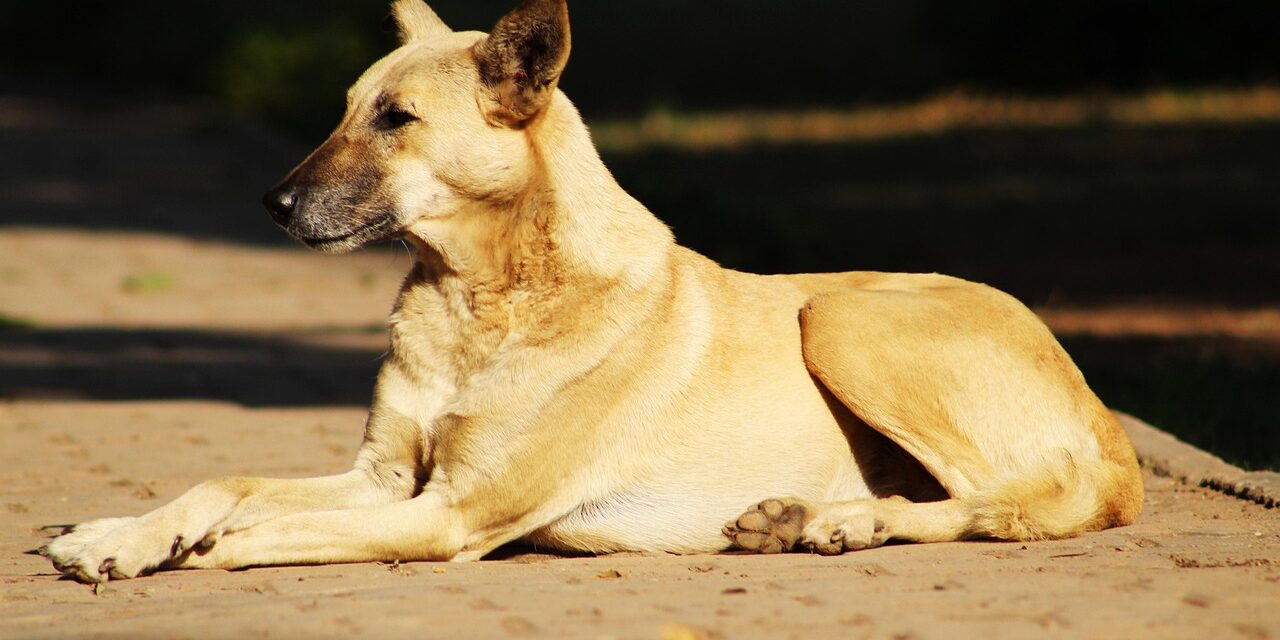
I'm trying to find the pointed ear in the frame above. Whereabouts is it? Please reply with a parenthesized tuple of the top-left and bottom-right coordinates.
(387, 0, 452, 44)
(474, 0, 571, 126)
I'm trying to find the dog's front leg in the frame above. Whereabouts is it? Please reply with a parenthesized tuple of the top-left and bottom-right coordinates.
(172, 489, 467, 570)
(44, 395, 431, 583)
(41, 465, 413, 583)
(44, 356, 444, 584)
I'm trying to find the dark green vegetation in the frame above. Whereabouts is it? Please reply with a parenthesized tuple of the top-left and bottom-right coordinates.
(4, 1, 1279, 137)
(0, 315, 37, 333)
(1, 1, 1275, 468)
(607, 124, 1280, 306)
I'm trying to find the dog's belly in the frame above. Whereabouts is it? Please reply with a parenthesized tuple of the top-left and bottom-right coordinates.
(524, 260, 886, 554)
(527, 459, 873, 555)
(525, 400, 876, 554)
(527, 466, 873, 555)
(519, 262, 901, 552)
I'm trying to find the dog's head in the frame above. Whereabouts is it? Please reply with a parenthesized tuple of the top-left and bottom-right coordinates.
(262, 0, 571, 253)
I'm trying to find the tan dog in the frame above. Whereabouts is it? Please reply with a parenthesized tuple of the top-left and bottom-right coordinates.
(44, 0, 1143, 582)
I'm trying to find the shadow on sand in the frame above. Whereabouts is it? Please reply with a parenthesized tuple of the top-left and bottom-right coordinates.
(0, 327, 384, 408)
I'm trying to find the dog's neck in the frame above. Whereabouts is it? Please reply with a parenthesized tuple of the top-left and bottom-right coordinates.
(403, 95, 675, 304)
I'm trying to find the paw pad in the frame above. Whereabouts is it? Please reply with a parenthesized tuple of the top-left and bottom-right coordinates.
(723, 499, 810, 554)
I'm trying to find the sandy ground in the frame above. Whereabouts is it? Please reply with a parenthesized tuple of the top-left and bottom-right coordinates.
(1, 95, 1277, 638)
(0, 402, 1277, 640)
(0, 232, 1278, 640)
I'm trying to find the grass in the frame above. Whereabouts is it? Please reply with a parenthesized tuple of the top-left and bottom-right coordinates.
(602, 121, 1280, 306)
(590, 87, 1280, 152)
(5, 2, 1279, 140)
(0, 314, 37, 332)
(121, 272, 175, 293)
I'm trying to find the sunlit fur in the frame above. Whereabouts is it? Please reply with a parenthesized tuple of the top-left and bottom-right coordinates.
(43, 0, 1142, 583)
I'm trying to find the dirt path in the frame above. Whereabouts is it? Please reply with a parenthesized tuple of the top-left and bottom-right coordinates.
(0, 230, 1277, 639)
(0, 402, 1277, 640)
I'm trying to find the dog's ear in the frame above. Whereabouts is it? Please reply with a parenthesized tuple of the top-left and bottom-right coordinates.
(387, 0, 452, 44)
(474, 0, 571, 126)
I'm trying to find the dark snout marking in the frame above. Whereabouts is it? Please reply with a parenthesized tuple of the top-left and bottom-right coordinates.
(262, 130, 397, 250)
(261, 136, 359, 228)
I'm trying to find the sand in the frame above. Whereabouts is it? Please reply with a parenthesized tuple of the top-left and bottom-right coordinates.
(0, 229, 1276, 640)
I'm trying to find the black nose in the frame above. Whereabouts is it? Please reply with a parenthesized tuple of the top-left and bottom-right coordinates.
(262, 186, 298, 225)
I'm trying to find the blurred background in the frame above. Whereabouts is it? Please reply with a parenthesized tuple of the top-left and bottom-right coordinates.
(1, 1, 1277, 469)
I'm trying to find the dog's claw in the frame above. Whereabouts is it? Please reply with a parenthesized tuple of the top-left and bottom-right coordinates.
(197, 532, 219, 550)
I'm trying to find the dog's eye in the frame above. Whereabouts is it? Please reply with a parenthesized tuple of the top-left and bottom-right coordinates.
(379, 107, 418, 129)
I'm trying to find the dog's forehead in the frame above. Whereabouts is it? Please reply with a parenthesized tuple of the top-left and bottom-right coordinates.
(347, 32, 486, 107)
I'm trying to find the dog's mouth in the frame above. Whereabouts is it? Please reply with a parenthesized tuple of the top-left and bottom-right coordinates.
(294, 215, 400, 252)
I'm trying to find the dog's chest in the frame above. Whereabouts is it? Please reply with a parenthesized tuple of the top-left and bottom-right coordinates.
(389, 280, 515, 378)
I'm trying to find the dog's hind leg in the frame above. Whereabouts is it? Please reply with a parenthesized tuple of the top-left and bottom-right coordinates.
(725, 495, 968, 554)
(727, 276, 1143, 554)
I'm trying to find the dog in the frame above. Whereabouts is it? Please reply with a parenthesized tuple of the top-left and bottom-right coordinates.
(44, 0, 1143, 582)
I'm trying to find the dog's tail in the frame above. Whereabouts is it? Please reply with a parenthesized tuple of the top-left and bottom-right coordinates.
(963, 452, 1143, 541)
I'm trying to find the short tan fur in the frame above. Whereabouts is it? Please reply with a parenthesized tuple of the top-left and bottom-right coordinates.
(44, 0, 1142, 582)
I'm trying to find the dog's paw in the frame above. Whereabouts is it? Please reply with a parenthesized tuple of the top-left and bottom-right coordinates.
(798, 502, 889, 555)
(43, 517, 138, 582)
(42, 516, 202, 583)
(722, 498, 811, 554)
